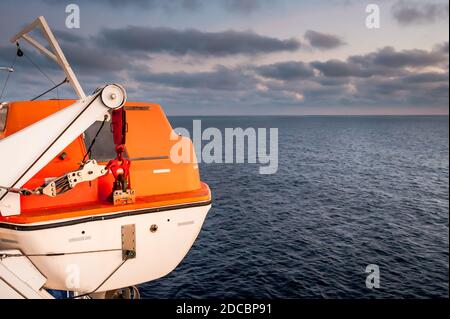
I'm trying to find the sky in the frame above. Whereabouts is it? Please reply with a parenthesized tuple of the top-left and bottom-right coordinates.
(0, 0, 448, 115)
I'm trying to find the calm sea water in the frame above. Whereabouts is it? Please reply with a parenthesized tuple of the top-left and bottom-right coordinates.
(141, 116, 449, 299)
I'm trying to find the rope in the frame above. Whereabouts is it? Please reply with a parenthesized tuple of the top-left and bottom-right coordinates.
(82, 115, 108, 162)
(0, 248, 122, 260)
(0, 248, 130, 299)
(30, 77, 68, 101)
(71, 256, 130, 299)
(0, 185, 33, 196)
(0, 42, 64, 103)
(20, 43, 63, 105)
(23, 51, 56, 86)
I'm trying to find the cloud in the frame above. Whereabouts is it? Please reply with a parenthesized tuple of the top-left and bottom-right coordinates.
(10, 30, 132, 74)
(304, 30, 346, 50)
(255, 61, 315, 81)
(252, 43, 448, 109)
(53, 30, 87, 44)
(2, 14, 448, 114)
(125, 38, 448, 109)
(356, 74, 449, 107)
(401, 72, 449, 83)
(42, 0, 265, 14)
(0, 46, 15, 66)
(311, 45, 448, 78)
(434, 41, 449, 54)
(43, 0, 203, 11)
(223, 0, 265, 14)
(136, 65, 255, 91)
(311, 60, 372, 77)
(97, 26, 300, 56)
(352, 46, 448, 68)
(392, 1, 449, 25)
(128, 41, 448, 111)
(63, 43, 130, 73)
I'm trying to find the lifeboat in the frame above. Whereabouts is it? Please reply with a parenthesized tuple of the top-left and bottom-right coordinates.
(0, 17, 211, 298)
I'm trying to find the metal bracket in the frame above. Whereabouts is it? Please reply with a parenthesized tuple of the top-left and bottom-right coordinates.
(113, 189, 136, 206)
(121, 224, 136, 261)
(40, 160, 107, 197)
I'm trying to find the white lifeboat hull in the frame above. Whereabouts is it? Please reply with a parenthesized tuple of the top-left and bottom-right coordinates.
(0, 202, 211, 293)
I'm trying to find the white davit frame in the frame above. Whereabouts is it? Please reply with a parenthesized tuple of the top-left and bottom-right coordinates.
(10, 16, 86, 99)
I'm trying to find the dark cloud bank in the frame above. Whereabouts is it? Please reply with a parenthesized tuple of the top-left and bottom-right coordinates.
(392, 1, 449, 25)
(1, 20, 448, 113)
(304, 30, 346, 50)
(98, 26, 300, 56)
(43, 0, 268, 14)
(126, 42, 449, 111)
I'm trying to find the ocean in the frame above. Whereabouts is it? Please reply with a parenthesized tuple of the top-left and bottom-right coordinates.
(141, 116, 449, 299)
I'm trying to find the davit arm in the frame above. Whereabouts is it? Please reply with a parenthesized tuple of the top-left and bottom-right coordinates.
(0, 84, 127, 217)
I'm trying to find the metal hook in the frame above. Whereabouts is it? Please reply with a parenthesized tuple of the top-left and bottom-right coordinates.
(16, 42, 23, 57)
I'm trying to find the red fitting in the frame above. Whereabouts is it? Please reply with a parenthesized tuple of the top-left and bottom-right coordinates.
(106, 145, 131, 192)
(107, 107, 131, 193)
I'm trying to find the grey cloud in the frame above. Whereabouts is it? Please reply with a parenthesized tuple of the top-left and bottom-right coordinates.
(255, 61, 314, 81)
(311, 60, 373, 78)
(2, 29, 121, 73)
(314, 77, 350, 87)
(312, 46, 448, 78)
(0, 46, 15, 66)
(392, 1, 449, 25)
(223, 0, 264, 14)
(261, 45, 448, 108)
(434, 41, 449, 54)
(136, 65, 254, 91)
(43, 0, 202, 11)
(97, 26, 300, 56)
(311, 47, 448, 78)
(53, 30, 87, 44)
(10, 30, 132, 74)
(0, 44, 56, 72)
(62, 43, 130, 73)
(429, 84, 449, 98)
(304, 30, 346, 50)
(128, 43, 448, 109)
(402, 72, 449, 83)
(3, 23, 448, 112)
(42, 0, 264, 13)
(367, 46, 448, 68)
(356, 75, 449, 107)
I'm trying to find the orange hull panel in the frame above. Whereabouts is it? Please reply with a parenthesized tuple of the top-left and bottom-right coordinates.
(1, 100, 209, 223)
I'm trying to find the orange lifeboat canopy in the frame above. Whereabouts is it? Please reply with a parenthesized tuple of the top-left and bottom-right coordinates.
(0, 100, 211, 224)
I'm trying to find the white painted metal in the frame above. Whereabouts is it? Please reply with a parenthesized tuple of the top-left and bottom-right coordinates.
(0, 67, 14, 72)
(21, 34, 59, 64)
(0, 84, 126, 216)
(0, 249, 54, 299)
(41, 160, 107, 197)
(101, 84, 127, 109)
(10, 16, 86, 99)
(0, 204, 211, 293)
